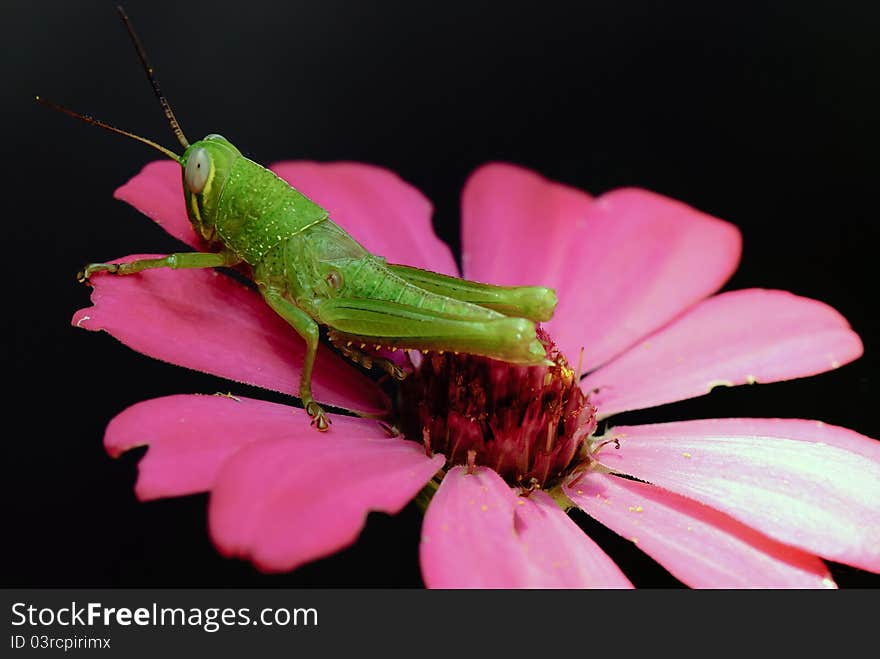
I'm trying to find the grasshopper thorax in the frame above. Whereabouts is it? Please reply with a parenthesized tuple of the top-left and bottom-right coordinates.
(181, 134, 242, 244)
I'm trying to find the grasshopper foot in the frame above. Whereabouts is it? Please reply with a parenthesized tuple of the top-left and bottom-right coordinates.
(305, 401, 331, 432)
(77, 262, 119, 283)
(328, 331, 408, 380)
(387, 363, 408, 380)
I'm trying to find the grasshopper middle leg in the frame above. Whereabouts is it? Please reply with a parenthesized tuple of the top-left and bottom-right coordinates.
(261, 287, 331, 431)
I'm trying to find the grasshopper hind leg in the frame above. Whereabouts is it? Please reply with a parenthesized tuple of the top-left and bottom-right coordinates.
(316, 297, 549, 366)
(386, 263, 557, 323)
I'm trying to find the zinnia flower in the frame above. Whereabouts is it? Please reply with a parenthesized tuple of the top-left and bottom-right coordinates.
(73, 160, 880, 588)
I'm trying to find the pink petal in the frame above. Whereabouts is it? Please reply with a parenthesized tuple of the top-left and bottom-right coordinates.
(114, 161, 199, 248)
(582, 289, 863, 417)
(461, 164, 594, 288)
(105, 394, 381, 501)
(208, 434, 445, 572)
(420, 467, 529, 588)
(566, 472, 835, 588)
(595, 418, 880, 573)
(420, 466, 632, 588)
(71, 255, 388, 414)
(271, 161, 459, 275)
(512, 490, 634, 588)
(461, 164, 741, 369)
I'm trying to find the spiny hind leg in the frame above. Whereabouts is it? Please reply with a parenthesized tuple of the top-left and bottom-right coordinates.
(78, 250, 240, 282)
(327, 329, 408, 381)
(317, 297, 548, 365)
(261, 288, 330, 431)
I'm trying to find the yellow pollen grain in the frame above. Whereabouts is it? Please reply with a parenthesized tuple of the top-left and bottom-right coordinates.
(516, 500, 525, 505)
(707, 379, 735, 392)
(630, 537, 639, 544)
(682, 452, 693, 459)
(628, 505, 644, 513)
(831, 360, 841, 368)
(745, 374, 758, 385)
(577, 490, 584, 495)
(480, 504, 489, 512)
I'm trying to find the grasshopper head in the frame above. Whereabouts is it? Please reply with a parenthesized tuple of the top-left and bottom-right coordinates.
(181, 134, 242, 243)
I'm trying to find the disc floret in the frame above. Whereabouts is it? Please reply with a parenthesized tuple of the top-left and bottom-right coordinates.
(399, 329, 597, 489)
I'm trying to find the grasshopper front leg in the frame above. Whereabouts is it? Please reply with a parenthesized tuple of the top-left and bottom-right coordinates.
(78, 250, 241, 281)
(261, 287, 330, 431)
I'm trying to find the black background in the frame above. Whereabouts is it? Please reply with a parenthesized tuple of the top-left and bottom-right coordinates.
(4, 1, 878, 587)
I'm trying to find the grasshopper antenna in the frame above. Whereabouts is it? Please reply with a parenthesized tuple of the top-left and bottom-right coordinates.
(35, 96, 181, 162)
(117, 5, 190, 149)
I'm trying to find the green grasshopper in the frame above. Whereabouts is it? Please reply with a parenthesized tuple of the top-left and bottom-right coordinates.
(43, 7, 557, 430)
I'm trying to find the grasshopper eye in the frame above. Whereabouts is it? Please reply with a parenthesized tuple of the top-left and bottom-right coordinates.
(185, 147, 210, 194)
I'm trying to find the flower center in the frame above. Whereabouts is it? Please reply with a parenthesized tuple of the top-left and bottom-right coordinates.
(396, 328, 598, 489)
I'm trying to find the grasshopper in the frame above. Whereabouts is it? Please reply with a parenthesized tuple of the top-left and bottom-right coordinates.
(43, 8, 557, 430)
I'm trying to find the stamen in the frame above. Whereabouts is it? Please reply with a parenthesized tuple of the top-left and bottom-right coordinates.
(594, 437, 621, 452)
(545, 419, 556, 453)
(422, 427, 432, 456)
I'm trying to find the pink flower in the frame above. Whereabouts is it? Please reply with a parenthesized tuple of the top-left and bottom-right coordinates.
(73, 160, 880, 588)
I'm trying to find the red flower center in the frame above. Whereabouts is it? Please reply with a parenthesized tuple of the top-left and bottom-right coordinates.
(397, 328, 598, 488)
